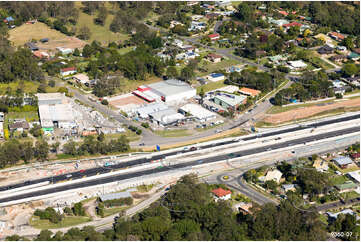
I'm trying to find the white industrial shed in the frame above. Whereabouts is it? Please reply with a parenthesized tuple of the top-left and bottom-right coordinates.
(179, 103, 216, 122)
(135, 102, 169, 119)
(38, 103, 76, 129)
(149, 108, 184, 126)
(147, 79, 196, 104)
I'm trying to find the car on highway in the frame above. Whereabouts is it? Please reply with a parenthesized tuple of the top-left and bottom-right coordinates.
(266, 148, 272, 151)
(275, 137, 282, 140)
(183, 147, 190, 151)
(79, 169, 86, 173)
(190, 147, 197, 151)
(66, 174, 72, 178)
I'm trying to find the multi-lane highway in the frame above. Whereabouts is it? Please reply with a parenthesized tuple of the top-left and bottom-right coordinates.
(0, 113, 359, 193)
(0, 125, 359, 204)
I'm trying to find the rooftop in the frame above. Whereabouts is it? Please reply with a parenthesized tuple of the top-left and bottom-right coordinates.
(333, 156, 353, 166)
(212, 187, 231, 198)
(239, 87, 261, 96)
(335, 181, 358, 191)
(99, 191, 132, 202)
(147, 79, 195, 97)
(215, 93, 247, 106)
(180, 103, 216, 120)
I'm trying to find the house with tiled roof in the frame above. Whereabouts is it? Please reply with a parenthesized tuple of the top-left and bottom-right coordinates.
(208, 33, 220, 41)
(282, 22, 302, 28)
(239, 87, 261, 97)
(329, 32, 345, 41)
(212, 187, 232, 201)
(206, 53, 223, 63)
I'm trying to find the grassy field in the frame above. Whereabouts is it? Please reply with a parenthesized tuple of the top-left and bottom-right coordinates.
(8, 22, 69, 46)
(102, 206, 127, 217)
(29, 215, 91, 229)
(154, 129, 193, 138)
(199, 59, 239, 75)
(72, 2, 129, 45)
(115, 76, 162, 94)
(6, 111, 39, 122)
(197, 80, 227, 93)
(330, 175, 349, 186)
(105, 130, 141, 142)
(0, 81, 59, 95)
(117, 46, 134, 55)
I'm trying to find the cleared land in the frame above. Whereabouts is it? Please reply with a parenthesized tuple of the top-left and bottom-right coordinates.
(8, 22, 86, 51)
(29, 215, 91, 229)
(262, 98, 360, 124)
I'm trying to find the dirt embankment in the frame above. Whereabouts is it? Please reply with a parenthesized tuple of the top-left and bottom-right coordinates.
(262, 98, 360, 124)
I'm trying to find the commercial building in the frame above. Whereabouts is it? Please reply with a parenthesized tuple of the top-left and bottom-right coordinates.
(214, 93, 247, 110)
(135, 102, 169, 119)
(133, 79, 196, 104)
(149, 108, 184, 126)
(99, 191, 132, 202)
(347, 170, 360, 184)
(179, 103, 216, 122)
(56, 47, 73, 55)
(333, 156, 353, 169)
(36, 93, 76, 131)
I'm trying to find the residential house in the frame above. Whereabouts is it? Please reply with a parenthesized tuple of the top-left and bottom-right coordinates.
(317, 45, 334, 55)
(25, 42, 39, 51)
(348, 52, 360, 61)
(191, 15, 203, 21)
(206, 53, 223, 63)
(264, 169, 283, 183)
(282, 22, 302, 29)
(281, 184, 297, 193)
(56, 47, 73, 55)
(72, 73, 93, 86)
(239, 87, 261, 97)
(334, 86, 348, 95)
(255, 50, 266, 58)
(330, 55, 347, 63)
(212, 187, 232, 201)
(33, 51, 50, 60)
(288, 60, 307, 70)
(333, 156, 353, 169)
(188, 21, 206, 32)
(207, 73, 225, 82)
(0, 112, 4, 122)
(208, 33, 220, 41)
(350, 153, 360, 161)
(233, 202, 253, 214)
(173, 39, 184, 48)
(8, 120, 30, 133)
(335, 181, 358, 193)
(336, 46, 347, 52)
(329, 32, 345, 41)
(60, 67, 77, 77)
(170, 20, 184, 28)
(0, 122, 3, 139)
(269, 55, 287, 64)
(268, 18, 289, 26)
(205, 13, 220, 20)
(313, 159, 329, 172)
(187, 1, 199, 6)
(227, 66, 241, 73)
(327, 209, 356, 222)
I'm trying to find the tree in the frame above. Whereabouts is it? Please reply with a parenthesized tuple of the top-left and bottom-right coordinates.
(51, 142, 60, 154)
(166, 66, 178, 79)
(101, 99, 108, 105)
(94, 6, 108, 26)
(342, 63, 359, 77)
(34, 140, 49, 161)
(82, 44, 93, 58)
(36, 230, 53, 241)
(30, 124, 43, 137)
(73, 202, 86, 216)
(77, 26, 91, 40)
(73, 48, 80, 56)
(180, 66, 194, 82)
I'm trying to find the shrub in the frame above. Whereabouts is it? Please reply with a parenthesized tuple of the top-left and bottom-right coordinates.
(101, 99, 109, 105)
(141, 122, 149, 128)
(136, 129, 142, 135)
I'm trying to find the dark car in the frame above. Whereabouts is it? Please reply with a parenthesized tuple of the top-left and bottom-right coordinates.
(190, 147, 197, 151)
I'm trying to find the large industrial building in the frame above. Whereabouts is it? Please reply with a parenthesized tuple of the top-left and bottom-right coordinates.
(133, 79, 196, 104)
(36, 93, 76, 131)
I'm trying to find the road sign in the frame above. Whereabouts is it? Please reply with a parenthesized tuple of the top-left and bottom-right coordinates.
(156, 145, 160, 151)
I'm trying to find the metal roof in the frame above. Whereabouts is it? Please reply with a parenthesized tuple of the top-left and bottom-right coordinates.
(147, 80, 195, 97)
(99, 191, 132, 201)
(333, 156, 353, 165)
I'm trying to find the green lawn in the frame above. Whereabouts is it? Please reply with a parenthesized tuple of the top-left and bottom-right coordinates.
(340, 191, 360, 201)
(6, 111, 39, 125)
(115, 76, 162, 94)
(330, 175, 349, 186)
(199, 59, 239, 75)
(117, 46, 134, 55)
(71, 2, 130, 45)
(309, 56, 334, 70)
(106, 130, 141, 142)
(197, 80, 227, 93)
(103, 206, 127, 217)
(155, 129, 193, 138)
(0, 81, 59, 95)
(30, 215, 91, 229)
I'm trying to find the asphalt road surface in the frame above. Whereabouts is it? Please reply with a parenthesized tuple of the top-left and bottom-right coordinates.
(0, 114, 359, 193)
(1, 125, 359, 204)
